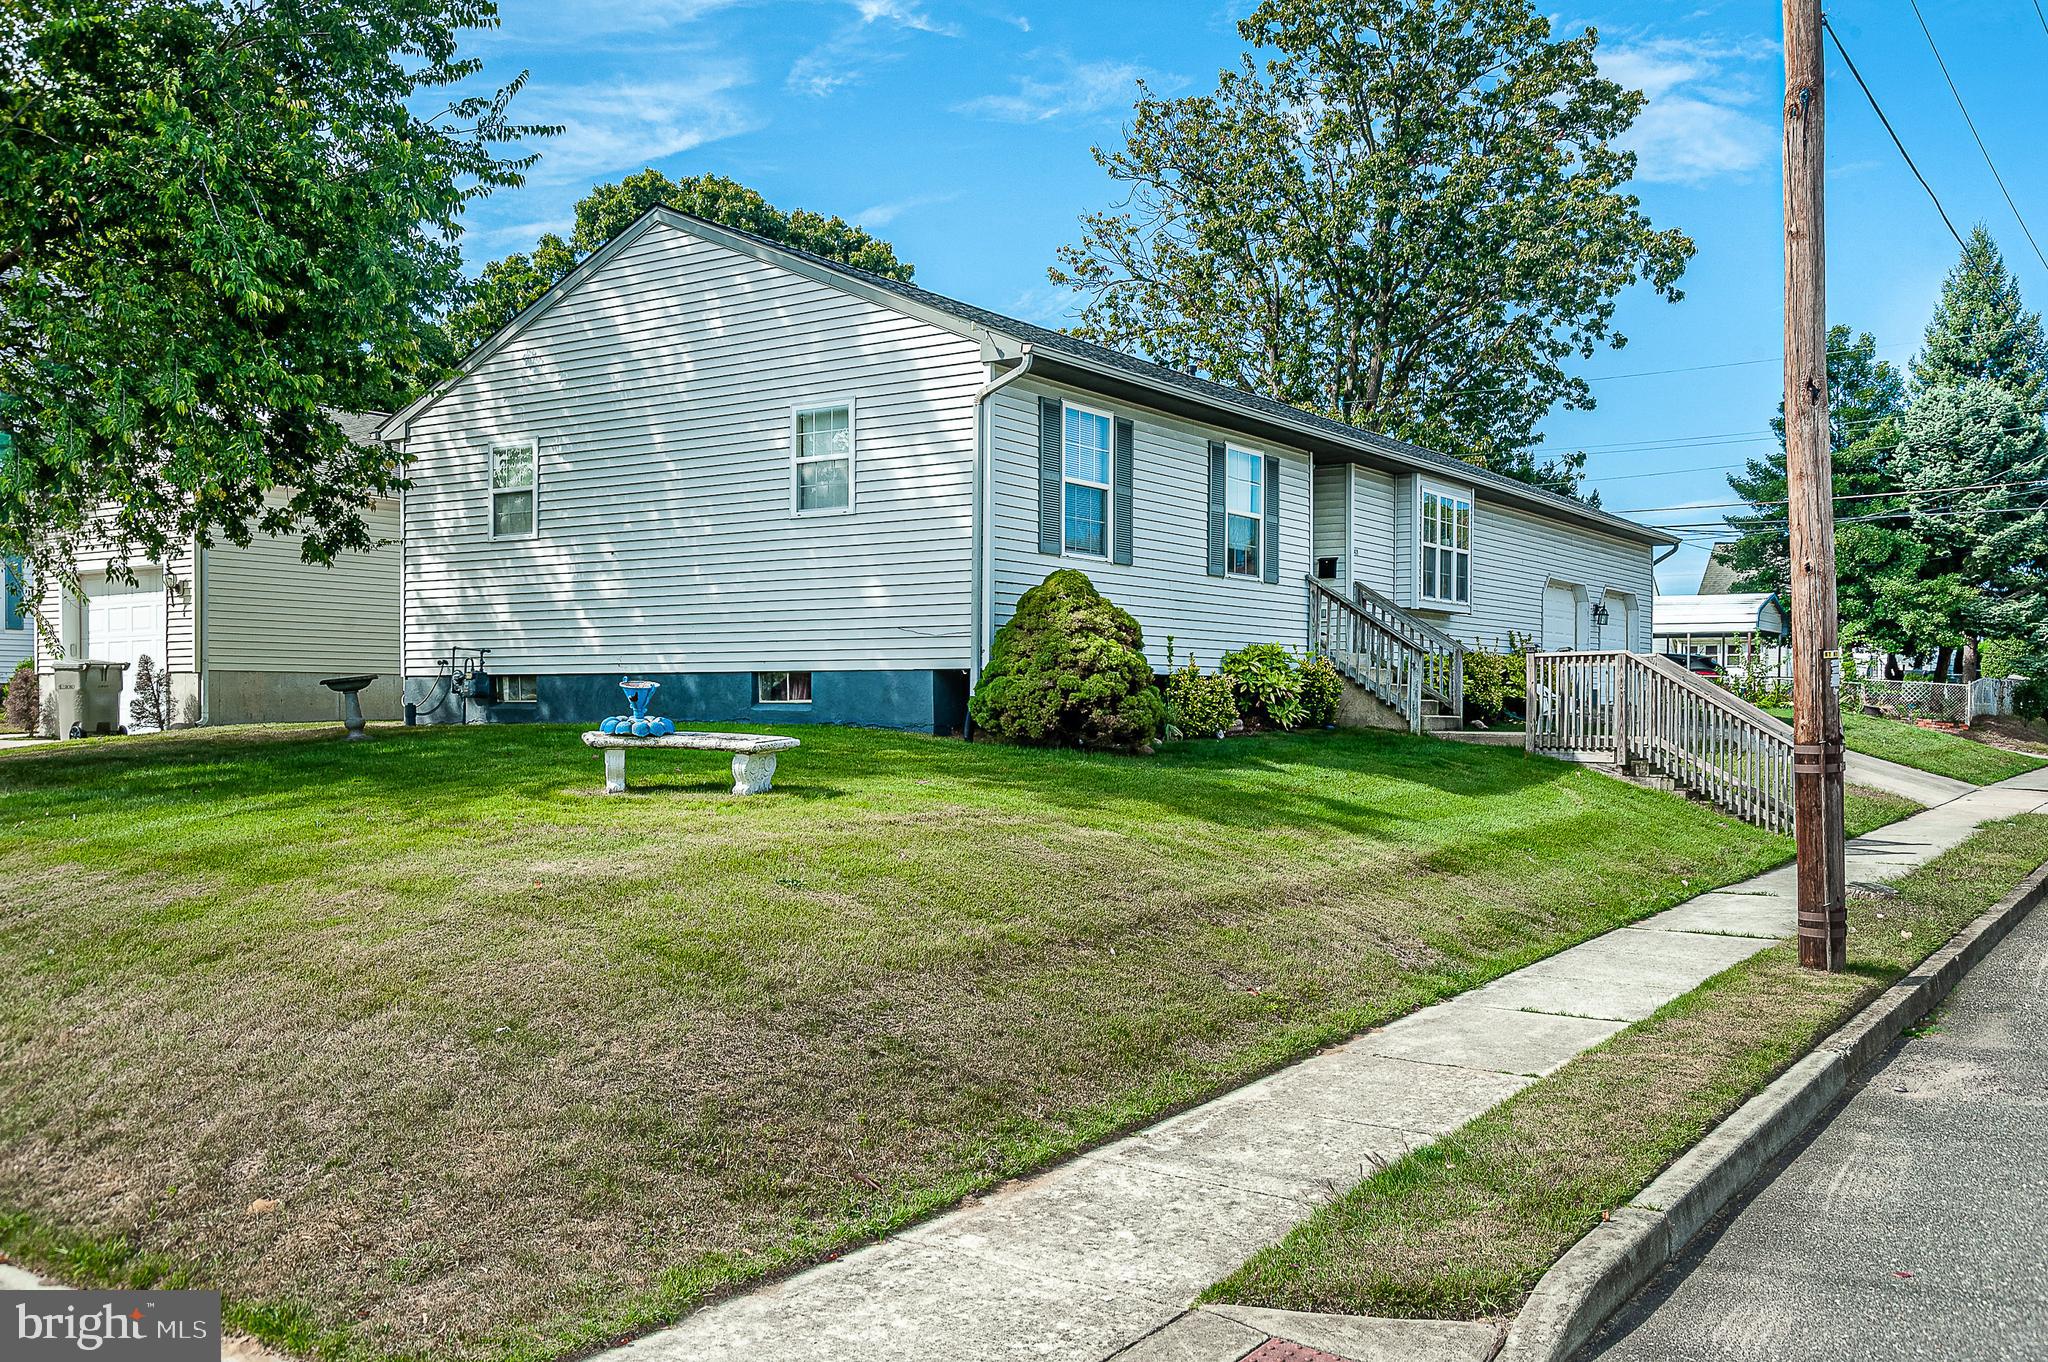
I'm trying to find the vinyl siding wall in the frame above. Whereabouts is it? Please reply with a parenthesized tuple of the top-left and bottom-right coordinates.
(203, 498, 401, 672)
(1311, 462, 1349, 585)
(1342, 464, 1655, 654)
(989, 377, 1315, 670)
(398, 221, 985, 675)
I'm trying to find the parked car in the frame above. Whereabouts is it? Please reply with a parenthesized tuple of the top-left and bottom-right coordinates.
(1664, 652, 1725, 678)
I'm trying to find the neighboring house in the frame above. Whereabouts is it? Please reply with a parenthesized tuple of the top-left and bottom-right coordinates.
(380, 208, 1678, 735)
(2, 556, 31, 676)
(1652, 591, 1788, 669)
(31, 411, 401, 732)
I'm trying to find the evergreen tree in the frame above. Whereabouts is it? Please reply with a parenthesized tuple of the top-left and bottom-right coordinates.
(1889, 381, 2048, 672)
(1910, 226, 2048, 410)
(1724, 326, 1904, 603)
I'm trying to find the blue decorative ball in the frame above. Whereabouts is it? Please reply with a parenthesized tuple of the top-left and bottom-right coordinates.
(599, 717, 619, 734)
(652, 717, 675, 736)
(630, 719, 652, 737)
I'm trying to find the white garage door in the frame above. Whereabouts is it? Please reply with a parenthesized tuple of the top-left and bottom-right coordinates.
(84, 572, 166, 727)
(1542, 583, 1582, 651)
(1602, 591, 1633, 651)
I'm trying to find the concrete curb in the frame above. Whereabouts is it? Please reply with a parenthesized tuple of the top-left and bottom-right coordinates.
(1496, 858, 2048, 1362)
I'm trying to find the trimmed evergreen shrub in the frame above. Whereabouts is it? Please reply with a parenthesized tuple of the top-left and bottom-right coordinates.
(1299, 655, 1343, 727)
(1220, 643, 1304, 729)
(969, 569, 1165, 749)
(1165, 661, 1239, 738)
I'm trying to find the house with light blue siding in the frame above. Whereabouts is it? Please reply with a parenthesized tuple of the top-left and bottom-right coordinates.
(380, 207, 1678, 735)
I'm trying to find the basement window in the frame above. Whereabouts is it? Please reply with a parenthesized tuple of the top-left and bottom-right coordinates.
(756, 671, 813, 705)
(496, 675, 537, 703)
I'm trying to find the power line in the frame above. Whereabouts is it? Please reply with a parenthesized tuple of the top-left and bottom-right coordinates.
(2036, 0, 2048, 41)
(1572, 339, 1912, 386)
(1619, 476, 2048, 516)
(1823, 16, 1967, 250)
(1908, 0, 2048, 272)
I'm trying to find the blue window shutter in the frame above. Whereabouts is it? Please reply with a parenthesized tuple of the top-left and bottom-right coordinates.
(1206, 441, 1226, 577)
(2, 557, 22, 630)
(1262, 456, 1281, 584)
(1112, 418, 1135, 565)
(1038, 397, 1063, 556)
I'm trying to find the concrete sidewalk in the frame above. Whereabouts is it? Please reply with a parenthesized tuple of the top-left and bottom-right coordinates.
(610, 771, 2048, 1362)
(1579, 840, 2048, 1362)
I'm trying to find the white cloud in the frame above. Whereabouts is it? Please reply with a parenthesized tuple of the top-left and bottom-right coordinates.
(851, 0, 958, 35)
(852, 191, 958, 226)
(955, 59, 1172, 123)
(521, 72, 760, 185)
(1602, 37, 1775, 186)
(1005, 283, 1087, 329)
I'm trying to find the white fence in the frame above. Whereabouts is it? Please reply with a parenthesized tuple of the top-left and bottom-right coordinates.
(1844, 675, 2028, 726)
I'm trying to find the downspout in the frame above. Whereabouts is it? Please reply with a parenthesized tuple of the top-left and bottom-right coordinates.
(1648, 541, 1683, 654)
(193, 540, 207, 726)
(967, 344, 1035, 727)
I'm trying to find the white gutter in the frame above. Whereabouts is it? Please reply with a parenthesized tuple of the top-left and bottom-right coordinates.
(969, 345, 1035, 703)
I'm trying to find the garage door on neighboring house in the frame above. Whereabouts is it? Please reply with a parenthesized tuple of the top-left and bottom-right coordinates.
(83, 571, 166, 728)
(1601, 590, 1634, 651)
(1542, 581, 1583, 651)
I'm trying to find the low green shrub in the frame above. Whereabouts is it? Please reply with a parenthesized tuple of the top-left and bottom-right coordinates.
(1220, 643, 1305, 730)
(1164, 662, 1239, 738)
(2, 658, 35, 733)
(969, 569, 1165, 750)
(1461, 648, 1527, 725)
(1299, 655, 1343, 727)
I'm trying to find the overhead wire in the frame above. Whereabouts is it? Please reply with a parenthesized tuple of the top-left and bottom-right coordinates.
(1822, 15, 1968, 249)
(1908, 0, 2048, 272)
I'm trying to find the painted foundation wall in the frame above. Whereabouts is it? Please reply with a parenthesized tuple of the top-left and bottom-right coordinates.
(402, 669, 966, 736)
(204, 671, 403, 725)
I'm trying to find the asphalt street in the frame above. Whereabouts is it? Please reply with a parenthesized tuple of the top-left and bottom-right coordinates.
(1582, 891, 2048, 1362)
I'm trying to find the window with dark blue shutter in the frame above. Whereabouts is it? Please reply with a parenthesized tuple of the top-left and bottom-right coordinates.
(1112, 418, 1135, 565)
(1206, 442, 1227, 577)
(1262, 454, 1281, 584)
(2, 557, 23, 631)
(1037, 397, 1063, 555)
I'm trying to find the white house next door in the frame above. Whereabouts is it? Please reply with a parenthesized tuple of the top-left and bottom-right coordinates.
(83, 571, 166, 725)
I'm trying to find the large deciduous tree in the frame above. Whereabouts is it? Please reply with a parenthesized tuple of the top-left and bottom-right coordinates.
(1050, 0, 1695, 494)
(0, 0, 541, 591)
(445, 170, 915, 355)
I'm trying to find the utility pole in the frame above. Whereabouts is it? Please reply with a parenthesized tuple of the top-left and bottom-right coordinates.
(1784, 0, 1848, 970)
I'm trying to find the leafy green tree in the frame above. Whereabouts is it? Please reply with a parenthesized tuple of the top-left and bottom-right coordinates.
(1911, 226, 2048, 410)
(1890, 380, 2048, 676)
(1050, 0, 1695, 494)
(0, 0, 540, 587)
(1724, 326, 1906, 605)
(447, 170, 915, 354)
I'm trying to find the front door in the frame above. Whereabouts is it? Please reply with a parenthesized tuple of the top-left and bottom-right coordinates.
(83, 571, 167, 725)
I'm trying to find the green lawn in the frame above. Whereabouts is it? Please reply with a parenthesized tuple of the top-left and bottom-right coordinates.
(0, 724, 1912, 1362)
(1771, 707, 2047, 785)
(1205, 813, 2048, 1321)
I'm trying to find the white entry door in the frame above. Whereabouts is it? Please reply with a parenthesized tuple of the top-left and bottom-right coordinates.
(83, 572, 167, 726)
(1542, 582, 1582, 650)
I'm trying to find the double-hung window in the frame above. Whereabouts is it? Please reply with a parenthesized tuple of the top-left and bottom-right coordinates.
(490, 439, 537, 539)
(1419, 486, 1471, 606)
(1062, 406, 1112, 556)
(793, 403, 854, 514)
(1225, 448, 1264, 577)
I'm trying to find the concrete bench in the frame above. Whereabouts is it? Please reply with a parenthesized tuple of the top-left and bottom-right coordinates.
(581, 730, 801, 796)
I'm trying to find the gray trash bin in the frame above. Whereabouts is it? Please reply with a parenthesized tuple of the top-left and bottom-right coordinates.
(50, 661, 130, 737)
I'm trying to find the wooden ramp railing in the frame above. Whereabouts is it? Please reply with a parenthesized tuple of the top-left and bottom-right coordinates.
(1525, 650, 1795, 832)
(1306, 576, 1463, 733)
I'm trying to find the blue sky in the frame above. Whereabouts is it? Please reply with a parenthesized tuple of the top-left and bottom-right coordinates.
(454, 1, 2048, 591)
